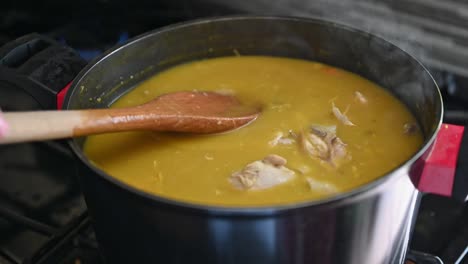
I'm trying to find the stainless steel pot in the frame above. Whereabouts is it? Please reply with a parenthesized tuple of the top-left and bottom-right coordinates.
(62, 16, 464, 264)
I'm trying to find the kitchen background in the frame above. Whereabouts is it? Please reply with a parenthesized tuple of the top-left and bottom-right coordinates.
(0, 0, 467, 263)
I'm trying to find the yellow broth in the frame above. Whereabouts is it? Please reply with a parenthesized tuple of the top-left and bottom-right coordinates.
(83, 56, 423, 206)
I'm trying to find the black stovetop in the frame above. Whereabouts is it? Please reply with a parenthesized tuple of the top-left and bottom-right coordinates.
(0, 1, 467, 263)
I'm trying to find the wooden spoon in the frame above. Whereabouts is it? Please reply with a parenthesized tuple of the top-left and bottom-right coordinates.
(0, 91, 260, 144)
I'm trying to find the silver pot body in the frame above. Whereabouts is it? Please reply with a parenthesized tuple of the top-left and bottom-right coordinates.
(65, 16, 442, 264)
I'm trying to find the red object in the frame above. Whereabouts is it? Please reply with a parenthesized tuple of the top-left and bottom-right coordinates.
(56, 82, 72, 110)
(417, 124, 464, 196)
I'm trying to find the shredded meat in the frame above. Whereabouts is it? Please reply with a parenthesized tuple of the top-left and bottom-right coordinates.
(300, 125, 347, 166)
(311, 124, 336, 137)
(332, 102, 355, 126)
(354, 91, 368, 104)
(230, 154, 295, 190)
(269, 132, 295, 146)
(297, 165, 311, 174)
(403, 122, 418, 135)
(215, 88, 235, 96)
(306, 177, 338, 194)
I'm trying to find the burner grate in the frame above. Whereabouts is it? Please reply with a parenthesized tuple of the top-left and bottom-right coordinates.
(0, 210, 103, 264)
(0, 141, 91, 264)
(31, 213, 103, 264)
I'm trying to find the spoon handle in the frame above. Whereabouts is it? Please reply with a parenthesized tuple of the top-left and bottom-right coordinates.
(0, 107, 170, 144)
(0, 110, 86, 144)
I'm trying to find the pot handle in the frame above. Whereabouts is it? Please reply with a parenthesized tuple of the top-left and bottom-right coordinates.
(0, 33, 86, 111)
(406, 250, 443, 264)
(413, 123, 467, 202)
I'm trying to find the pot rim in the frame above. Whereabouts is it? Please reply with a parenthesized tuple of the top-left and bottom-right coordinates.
(64, 15, 443, 215)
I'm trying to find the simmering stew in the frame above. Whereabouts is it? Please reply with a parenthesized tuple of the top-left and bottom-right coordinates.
(83, 56, 423, 206)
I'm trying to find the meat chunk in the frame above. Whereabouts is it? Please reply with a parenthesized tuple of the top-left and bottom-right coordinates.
(230, 155, 295, 190)
(330, 137, 347, 160)
(306, 177, 338, 194)
(332, 102, 355, 126)
(300, 125, 347, 166)
(301, 133, 329, 160)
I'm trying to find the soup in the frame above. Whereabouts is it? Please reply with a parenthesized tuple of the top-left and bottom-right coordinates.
(83, 56, 423, 206)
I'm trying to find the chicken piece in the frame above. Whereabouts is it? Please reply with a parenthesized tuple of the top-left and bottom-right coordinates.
(354, 91, 368, 104)
(306, 177, 338, 194)
(269, 132, 295, 146)
(300, 133, 329, 160)
(330, 137, 347, 160)
(300, 125, 347, 166)
(263, 154, 287, 166)
(230, 154, 295, 190)
(332, 102, 355, 126)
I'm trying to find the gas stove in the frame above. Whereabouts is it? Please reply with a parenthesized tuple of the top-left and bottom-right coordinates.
(0, 1, 467, 264)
